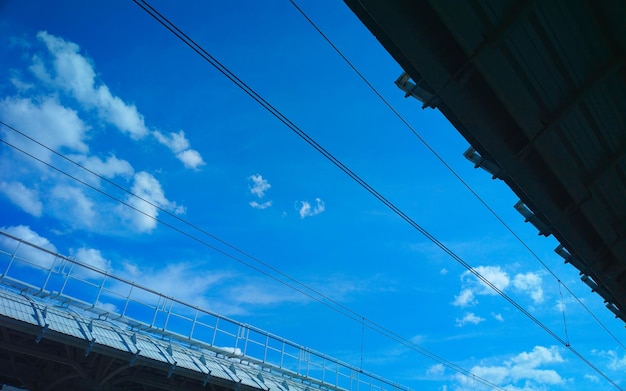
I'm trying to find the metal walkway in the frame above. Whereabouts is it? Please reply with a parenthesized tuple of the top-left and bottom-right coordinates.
(0, 231, 410, 391)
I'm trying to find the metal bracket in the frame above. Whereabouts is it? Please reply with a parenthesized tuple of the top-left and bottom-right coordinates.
(514, 200, 551, 236)
(463, 147, 503, 179)
(35, 323, 49, 344)
(167, 362, 177, 379)
(129, 349, 141, 366)
(85, 338, 96, 357)
(394, 72, 439, 108)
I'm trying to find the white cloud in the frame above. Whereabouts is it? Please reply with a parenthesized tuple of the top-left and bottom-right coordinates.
(453, 288, 476, 307)
(248, 174, 270, 198)
(453, 265, 509, 308)
(72, 247, 111, 271)
(492, 312, 504, 322)
(440, 268, 448, 275)
(225, 282, 306, 306)
(121, 261, 228, 300)
(153, 130, 189, 153)
(70, 247, 112, 279)
(249, 200, 272, 210)
(0, 96, 89, 160)
(70, 154, 134, 179)
(513, 272, 544, 304)
(426, 363, 446, 377)
(49, 185, 96, 228)
(176, 148, 205, 170)
(455, 312, 485, 327)
(154, 130, 205, 170)
(123, 171, 184, 233)
(0, 225, 57, 269)
(453, 266, 544, 309)
(30, 31, 204, 170)
(455, 346, 564, 389)
(34, 31, 149, 139)
(470, 265, 510, 294)
(0, 181, 43, 217)
(297, 198, 325, 219)
(594, 350, 626, 371)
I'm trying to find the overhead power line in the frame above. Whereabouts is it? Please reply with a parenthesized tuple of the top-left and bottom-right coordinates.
(0, 121, 506, 391)
(286, 0, 625, 352)
(128, 1, 621, 389)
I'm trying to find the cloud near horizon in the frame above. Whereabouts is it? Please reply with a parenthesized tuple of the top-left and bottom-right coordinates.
(0, 225, 310, 317)
(455, 345, 564, 390)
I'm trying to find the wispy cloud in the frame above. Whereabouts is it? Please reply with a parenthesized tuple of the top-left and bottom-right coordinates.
(30, 31, 204, 168)
(297, 198, 325, 218)
(153, 130, 205, 170)
(68, 154, 134, 180)
(121, 171, 185, 233)
(33, 31, 149, 139)
(426, 363, 446, 377)
(452, 265, 544, 308)
(593, 349, 626, 371)
(0, 226, 310, 317)
(0, 225, 57, 268)
(0, 32, 194, 237)
(0, 181, 42, 217)
(247, 174, 273, 210)
(455, 346, 564, 389)
(455, 312, 485, 327)
(0, 96, 89, 161)
(249, 200, 272, 210)
(452, 265, 509, 307)
(248, 174, 271, 198)
(513, 272, 544, 304)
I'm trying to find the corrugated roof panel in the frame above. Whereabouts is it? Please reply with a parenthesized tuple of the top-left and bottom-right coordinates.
(92, 323, 133, 352)
(233, 364, 268, 390)
(203, 356, 239, 382)
(171, 346, 201, 372)
(136, 337, 169, 363)
(0, 292, 35, 324)
(0, 281, 347, 391)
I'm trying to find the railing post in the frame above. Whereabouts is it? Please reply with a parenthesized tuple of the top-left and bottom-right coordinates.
(122, 285, 134, 318)
(211, 317, 219, 346)
(151, 296, 163, 328)
(40, 257, 56, 293)
(59, 264, 73, 296)
(93, 274, 107, 307)
(1, 240, 21, 279)
(190, 308, 199, 340)
(234, 324, 241, 352)
(263, 334, 269, 364)
(163, 298, 174, 331)
(243, 327, 250, 356)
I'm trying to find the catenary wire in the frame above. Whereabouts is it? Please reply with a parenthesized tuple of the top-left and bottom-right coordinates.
(286, 0, 626, 351)
(0, 125, 506, 391)
(129, 1, 622, 388)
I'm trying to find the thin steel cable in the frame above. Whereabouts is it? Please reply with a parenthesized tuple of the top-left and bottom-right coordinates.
(0, 124, 505, 391)
(287, 0, 626, 351)
(129, 1, 622, 388)
(558, 280, 571, 346)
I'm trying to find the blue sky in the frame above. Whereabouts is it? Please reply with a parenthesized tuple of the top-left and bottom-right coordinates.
(0, 1, 624, 390)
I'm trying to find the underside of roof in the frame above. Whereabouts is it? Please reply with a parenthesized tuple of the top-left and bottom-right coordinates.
(344, 0, 626, 321)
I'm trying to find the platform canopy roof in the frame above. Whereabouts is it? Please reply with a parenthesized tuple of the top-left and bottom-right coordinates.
(344, 0, 626, 321)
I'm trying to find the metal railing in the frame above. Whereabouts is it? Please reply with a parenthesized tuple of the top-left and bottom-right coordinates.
(0, 231, 411, 391)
